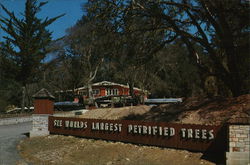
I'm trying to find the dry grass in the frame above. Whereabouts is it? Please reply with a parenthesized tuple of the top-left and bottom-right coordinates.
(18, 135, 214, 165)
(80, 95, 250, 125)
(79, 105, 151, 120)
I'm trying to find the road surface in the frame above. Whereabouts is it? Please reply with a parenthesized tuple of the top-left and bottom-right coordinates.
(0, 122, 32, 165)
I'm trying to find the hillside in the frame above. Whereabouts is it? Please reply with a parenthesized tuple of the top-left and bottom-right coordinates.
(80, 94, 250, 125)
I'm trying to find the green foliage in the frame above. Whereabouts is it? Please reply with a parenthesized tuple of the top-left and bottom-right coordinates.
(0, 99, 8, 113)
(131, 0, 250, 96)
(0, 78, 22, 111)
(142, 41, 204, 97)
(49, 0, 249, 98)
(0, 0, 64, 86)
(0, 0, 64, 108)
(1, 0, 247, 104)
(92, 0, 250, 97)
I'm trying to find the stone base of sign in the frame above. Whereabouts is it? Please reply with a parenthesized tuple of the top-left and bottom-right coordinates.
(226, 124, 250, 165)
(30, 114, 50, 137)
(226, 152, 250, 165)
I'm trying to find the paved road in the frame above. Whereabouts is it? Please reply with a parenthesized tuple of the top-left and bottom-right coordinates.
(0, 122, 32, 165)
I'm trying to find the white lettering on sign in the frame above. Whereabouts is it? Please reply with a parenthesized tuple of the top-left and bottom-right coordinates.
(164, 127, 169, 136)
(65, 120, 87, 129)
(127, 125, 175, 137)
(52, 119, 216, 141)
(54, 120, 62, 127)
(180, 128, 215, 140)
(159, 126, 162, 136)
(148, 126, 152, 135)
(138, 125, 142, 134)
(109, 123, 113, 131)
(202, 129, 207, 139)
(142, 126, 147, 134)
(188, 129, 193, 138)
(181, 128, 186, 138)
(195, 129, 200, 139)
(152, 126, 157, 135)
(134, 125, 138, 134)
(208, 130, 214, 140)
(91, 122, 122, 132)
(170, 127, 175, 136)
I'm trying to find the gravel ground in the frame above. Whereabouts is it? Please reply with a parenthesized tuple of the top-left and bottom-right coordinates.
(19, 135, 215, 165)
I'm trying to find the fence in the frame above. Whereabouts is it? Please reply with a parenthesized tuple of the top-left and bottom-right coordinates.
(0, 115, 32, 126)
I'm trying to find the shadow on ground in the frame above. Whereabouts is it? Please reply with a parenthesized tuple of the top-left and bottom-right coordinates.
(121, 95, 250, 124)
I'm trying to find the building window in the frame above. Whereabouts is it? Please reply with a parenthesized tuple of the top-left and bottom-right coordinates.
(93, 89, 100, 95)
(106, 88, 118, 96)
(79, 91, 87, 96)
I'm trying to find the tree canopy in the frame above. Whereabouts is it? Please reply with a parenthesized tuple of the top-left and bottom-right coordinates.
(0, 0, 249, 111)
(0, 0, 64, 110)
(131, 0, 250, 96)
(71, 0, 249, 97)
(0, 0, 64, 85)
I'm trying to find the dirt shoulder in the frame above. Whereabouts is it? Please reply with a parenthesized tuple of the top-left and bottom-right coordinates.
(18, 135, 214, 165)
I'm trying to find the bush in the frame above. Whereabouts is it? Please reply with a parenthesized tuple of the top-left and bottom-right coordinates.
(0, 99, 8, 113)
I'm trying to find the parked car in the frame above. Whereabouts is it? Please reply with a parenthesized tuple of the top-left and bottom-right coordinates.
(94, 95, 138, 108)
(5, 107, 34, 114)
(144, 98, 183, 105)
(54, 101, 85, 111)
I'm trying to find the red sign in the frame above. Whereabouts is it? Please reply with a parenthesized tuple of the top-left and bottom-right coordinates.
(48, 116, 227, 152)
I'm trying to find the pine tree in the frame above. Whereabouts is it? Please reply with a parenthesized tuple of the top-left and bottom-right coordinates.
(0, 0, 64, 111)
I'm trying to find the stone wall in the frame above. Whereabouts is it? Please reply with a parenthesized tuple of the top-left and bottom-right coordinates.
(226, 125, 250, 165)
(29, 114, 50, 137)
(0, 116, 32, 126)
(229, 125, 250, 152)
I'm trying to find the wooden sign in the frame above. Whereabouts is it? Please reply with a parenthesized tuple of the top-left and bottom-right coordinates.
(49, 116, 228, 152)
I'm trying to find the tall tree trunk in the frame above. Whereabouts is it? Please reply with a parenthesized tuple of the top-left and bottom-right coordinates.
(141, 88, 146, 105)
(25, 85, 31, 112)
(86, 60, 103, 106)
(87, 82, 94, 105)
(21, 86, 25, 113)
(226, 74, 243, 97)
(128, 82, 135, 98)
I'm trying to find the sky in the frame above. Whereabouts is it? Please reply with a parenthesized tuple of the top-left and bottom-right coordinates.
(0, 0, 87, 41)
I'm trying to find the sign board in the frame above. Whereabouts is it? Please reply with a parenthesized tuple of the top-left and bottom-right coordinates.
(49, 116, 227, 152)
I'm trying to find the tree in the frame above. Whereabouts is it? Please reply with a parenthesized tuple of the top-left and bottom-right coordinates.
(64, 14, 110, 104)
(131, 0, 250, 96)
(80, 0, 167, 100)
(48, 0, 248, 102)
(149, 41, 204, 97)
(0, 0, 64, 110)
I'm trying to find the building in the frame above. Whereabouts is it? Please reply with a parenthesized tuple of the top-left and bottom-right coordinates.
(74, 81, 148, 101)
